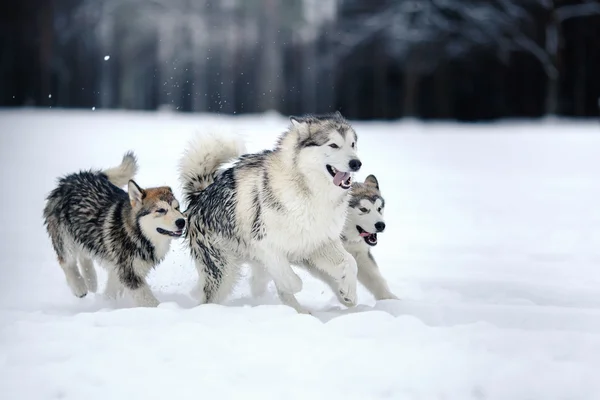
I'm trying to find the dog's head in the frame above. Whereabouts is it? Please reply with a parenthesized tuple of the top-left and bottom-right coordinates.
(289, 111, 361, 190)
(128, 180, 186, 240)
(347, 175, 385, 246)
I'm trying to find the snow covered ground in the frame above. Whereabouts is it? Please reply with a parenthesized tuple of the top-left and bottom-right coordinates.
(1, 109, 599, 399)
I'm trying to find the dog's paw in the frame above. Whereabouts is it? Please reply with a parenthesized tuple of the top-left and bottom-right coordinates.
(136, 296, 160, 308)
(295, 306, 312, 315)
(131, 287, 160, 308)
(190, 285, 207, 304)
(338, 287, 357, 307)
(67, 276, 88, 299)
(377, 292, 399, 301)
(337, 274, 357, 307)
(337, 257, 358, 307)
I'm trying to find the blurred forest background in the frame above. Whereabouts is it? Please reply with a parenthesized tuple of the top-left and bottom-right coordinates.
(1, 0, 599, 121)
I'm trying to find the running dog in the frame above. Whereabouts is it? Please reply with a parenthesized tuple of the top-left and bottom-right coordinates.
(43, 152, 185, 307)
(251, 174, 398, 305)
(180, 112, 362, 313)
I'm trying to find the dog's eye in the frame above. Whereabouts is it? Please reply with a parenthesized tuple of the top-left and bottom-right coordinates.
(351, 142, 356, 149)
(156, 208, 167, 214)
(329, 143, 339, 149)
(359, 207, 368, 213)
(378, 207, 382, 213)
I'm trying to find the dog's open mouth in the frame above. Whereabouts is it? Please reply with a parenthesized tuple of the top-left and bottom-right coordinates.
(326, 165, 352, 189)
(357, 225, 377, 246)
(156, 227, 183, 238)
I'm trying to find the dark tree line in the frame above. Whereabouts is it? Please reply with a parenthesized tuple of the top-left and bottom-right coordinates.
(1, 0, 599, 121)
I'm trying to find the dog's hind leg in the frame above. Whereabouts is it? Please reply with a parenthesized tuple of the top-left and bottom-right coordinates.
(249, 262, 270, 298)
(191, 244, 241, 305)
(78, 256, 98, 293)
(46, 218, 86, 298)
(190, 259, 209, 304)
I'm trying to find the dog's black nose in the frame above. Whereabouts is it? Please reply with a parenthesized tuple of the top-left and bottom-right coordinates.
(375, 222, 386, 232)
(175, 218, 186, 230)
(349, 159, 362, 171)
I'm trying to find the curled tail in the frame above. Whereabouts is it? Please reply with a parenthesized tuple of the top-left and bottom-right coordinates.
(179, 132, 245, 203)
(103, 151, 138, 188)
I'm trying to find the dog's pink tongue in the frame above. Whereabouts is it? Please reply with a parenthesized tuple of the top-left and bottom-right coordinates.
(333, 171, 350, 186)
(359, 232, 370, 237)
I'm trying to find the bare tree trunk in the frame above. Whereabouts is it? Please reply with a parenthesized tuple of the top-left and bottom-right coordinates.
(39, 0, 54, 107)
(301, 39, 317, 113)
(402, 55, 420, 118)
(157, 17, 184, 110)
(219, 0, 236, 114)
(374, 40, 388, 118)
(435, 64, 451, 118)
(98, 1, 113, 109)
(574, 27, 586, 116)
(544, 8, 560, 116)
(257, 0, 281, 112)
(189, 0, 207, 113)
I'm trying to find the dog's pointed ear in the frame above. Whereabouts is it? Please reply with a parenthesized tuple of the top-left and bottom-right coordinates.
(128, 180, 146, 208)
(290, 115, 305, 128)
(334, 110, 343, 119)
(364, 175, 379, 190)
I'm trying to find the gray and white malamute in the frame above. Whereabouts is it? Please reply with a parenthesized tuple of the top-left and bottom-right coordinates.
(179, 112, 363, 313)
(340, 174, 398, 300)
(251, 174, 398, 307)
(43, 152, 185, 307)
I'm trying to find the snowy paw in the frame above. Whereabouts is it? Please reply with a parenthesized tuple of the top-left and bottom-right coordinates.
(376, 292, 399, 301)
(295, 306, 312, 315)
(190, 286, 206, 305)
(104, 286, 124, 301)
(337, 275, 357, 307)
(131, 287, 160, 308)
(337, 258, 358, 307)
(67, 275, 88, 299)
(135, 295, 160, 308)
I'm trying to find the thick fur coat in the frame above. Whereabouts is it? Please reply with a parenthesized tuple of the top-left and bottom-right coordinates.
(180, 112, 363, 312)
(43, 152, 185, 307)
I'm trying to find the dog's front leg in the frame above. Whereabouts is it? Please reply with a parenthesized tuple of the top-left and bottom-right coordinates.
(308, 241, 358, 307)
(355, 251, 398, 300)
(256, 250, 303, 295)
(119, 263, 160, 308)
(130, 284, 160, 307)
(250, 260, 310, 313)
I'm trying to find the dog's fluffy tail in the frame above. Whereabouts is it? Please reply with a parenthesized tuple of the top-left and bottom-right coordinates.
(179, 132, 245, 201)
(103, 151, 138, 188)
